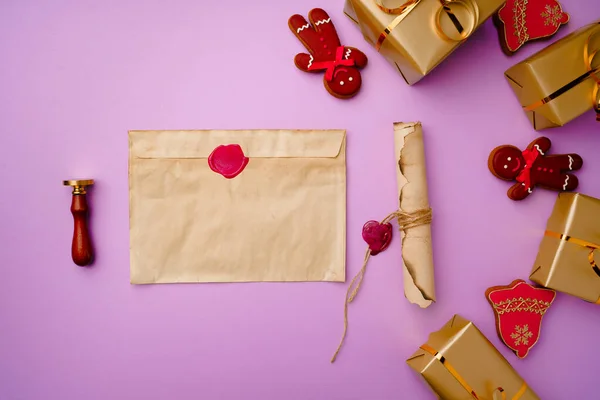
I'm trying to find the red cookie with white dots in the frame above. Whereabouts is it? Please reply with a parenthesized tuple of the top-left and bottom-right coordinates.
(494, 0, 569, 55)
(288, 8, 368, 99)
(488, 137, 583, 201)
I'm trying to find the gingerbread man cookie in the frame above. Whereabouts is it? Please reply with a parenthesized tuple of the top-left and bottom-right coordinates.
(288, 8, 368, 99)
(486, 280, 556, 358)
(494, 0, 569, 55)
(488, 137, 583, 201)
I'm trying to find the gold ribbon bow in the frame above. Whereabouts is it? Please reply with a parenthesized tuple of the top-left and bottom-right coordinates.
(524, 25, 600, 121)
(374, 0, 480, 51)
(420, 345, 529, 400)
(545, 230, 600, 303)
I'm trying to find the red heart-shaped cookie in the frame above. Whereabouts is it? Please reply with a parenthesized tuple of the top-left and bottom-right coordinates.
(362, 220, 393, 255)
(208, 144, 249, 179)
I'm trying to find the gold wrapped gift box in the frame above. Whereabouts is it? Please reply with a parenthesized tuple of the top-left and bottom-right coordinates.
(407, 315, 540, 400)
(343, 0, 505, 85)
(530, 193, 600, 303)
(505, 21, 600, 130)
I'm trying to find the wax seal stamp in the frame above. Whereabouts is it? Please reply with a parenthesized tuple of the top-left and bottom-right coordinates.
(63, 179, 94, 266)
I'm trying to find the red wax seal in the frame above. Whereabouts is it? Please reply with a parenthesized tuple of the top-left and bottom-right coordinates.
(362, 220, 393, 255)
(486, 280, 556, 358)
(208, 144, 249, 179)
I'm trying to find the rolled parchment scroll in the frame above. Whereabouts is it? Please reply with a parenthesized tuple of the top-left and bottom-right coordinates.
(394, 122, 435, 308)
(331, 122, 435, 363)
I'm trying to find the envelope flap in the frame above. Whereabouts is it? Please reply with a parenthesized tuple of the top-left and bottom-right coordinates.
(129, 129, 346, 159)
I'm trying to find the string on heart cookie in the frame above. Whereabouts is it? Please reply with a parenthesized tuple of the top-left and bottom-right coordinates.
(330, 207, 432, 363)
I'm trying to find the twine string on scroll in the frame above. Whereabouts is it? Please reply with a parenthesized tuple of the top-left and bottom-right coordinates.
(330, 207, 432, 363)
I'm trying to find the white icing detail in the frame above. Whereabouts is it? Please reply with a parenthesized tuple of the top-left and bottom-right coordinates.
(528, 188, 533, 193)
(340, 81, 344, 85)
(563, 175, 570, 190)
(568, 155, 573, 170)
(296, 23, 310, 33)
(345, 48, 352, 59)
(534, 144, 545, 156)
(507, 157, 512, 161)
(307, 55, 314, 69)
(348, 77, 353, 82)
(315, 18, 331, 26)
(504, 165, 508, 169)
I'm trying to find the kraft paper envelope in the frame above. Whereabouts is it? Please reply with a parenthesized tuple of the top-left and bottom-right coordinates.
(129, 130, 346, 284)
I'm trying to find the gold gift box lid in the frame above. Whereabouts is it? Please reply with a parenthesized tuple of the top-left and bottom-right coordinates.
(344, 0, 505, 85)
(530, 192, 600, 303)
(407, 315, 539, 400)
(505, 21, 600, 130)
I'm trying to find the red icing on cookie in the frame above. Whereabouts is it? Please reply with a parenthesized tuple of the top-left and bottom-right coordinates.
(488, 137, 582, 200)
(486, 280, 556, 358)
(495, 0, 569, 55)
(208, 144, 249, 179)
(362, 220, 392, 256)
(288, 8, 367, 99)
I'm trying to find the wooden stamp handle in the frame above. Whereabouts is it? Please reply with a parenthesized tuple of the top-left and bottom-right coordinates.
(70, 194, 93, 266)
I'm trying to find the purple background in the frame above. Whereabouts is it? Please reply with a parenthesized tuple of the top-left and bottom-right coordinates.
(1, 1, 599, 399)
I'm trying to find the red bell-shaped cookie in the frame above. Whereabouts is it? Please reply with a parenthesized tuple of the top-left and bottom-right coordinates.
(486, 280, 556, 358)
(497, 0, 569, 54)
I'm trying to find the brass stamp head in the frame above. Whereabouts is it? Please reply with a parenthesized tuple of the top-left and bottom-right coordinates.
(63, 179, 94, 195)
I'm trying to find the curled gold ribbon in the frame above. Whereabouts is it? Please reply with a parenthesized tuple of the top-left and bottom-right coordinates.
(594, 85, 600, 121)
(375, 0, 421, 50)
(434, 0, 479, 42)
(375, 0, 420, 14)
(493, 388, 506, 400)
(374, 0, 479, 51)
(420, 345, 528, 400)
(524, 26, 600, 118)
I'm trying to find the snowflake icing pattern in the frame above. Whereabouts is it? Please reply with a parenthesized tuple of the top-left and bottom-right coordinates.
(510, 324, 533, 346)
(541, 5, 563, 27)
